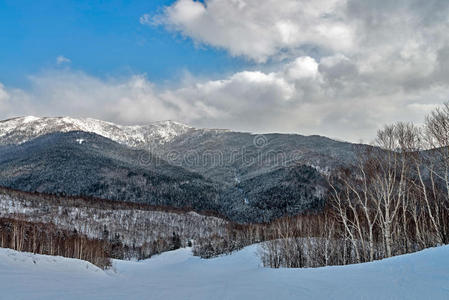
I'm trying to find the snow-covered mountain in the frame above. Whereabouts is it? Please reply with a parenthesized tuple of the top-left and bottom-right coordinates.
(0, 116, 194, 147)
(0, 116, 361, 222)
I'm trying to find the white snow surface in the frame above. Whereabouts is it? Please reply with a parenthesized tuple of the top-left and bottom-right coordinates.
(0, 116, 193, 146)
(1, 244, 449, 299)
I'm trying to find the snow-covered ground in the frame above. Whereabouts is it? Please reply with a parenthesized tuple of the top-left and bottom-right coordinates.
(1, 245, 449, 300)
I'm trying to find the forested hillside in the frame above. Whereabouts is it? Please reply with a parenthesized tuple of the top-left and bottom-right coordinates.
(0, 121, 348, 222)
(0, 187, 232, 262)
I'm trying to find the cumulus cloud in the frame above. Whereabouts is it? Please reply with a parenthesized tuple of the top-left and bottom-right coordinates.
(16, 71, 190, 124)
(0, 69, 295, 128)
(149, 0, 354, 62)
(139, 0, 449, 141)
(56, 55, 71, 65)
(285, 57, 319, 80)
(1, 52, 448, 143)
(0, 84, 8, 101)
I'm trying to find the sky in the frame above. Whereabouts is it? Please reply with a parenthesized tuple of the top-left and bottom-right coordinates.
(0, 0, 448, 142)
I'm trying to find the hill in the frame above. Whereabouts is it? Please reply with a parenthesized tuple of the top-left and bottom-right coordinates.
(1, 244, 448, 299)
(0, 116, 366, 222)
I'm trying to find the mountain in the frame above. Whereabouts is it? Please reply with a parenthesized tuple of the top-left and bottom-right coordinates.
(0, 116, 193, 147)
(221, 164, 326, 222)
(0, 131, 220, 212)
(154, 130, 358, 183)
(0, 116, 363, 222)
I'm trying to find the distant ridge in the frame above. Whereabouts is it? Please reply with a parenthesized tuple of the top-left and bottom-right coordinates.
(0, 116, 363, 222)
(0, 116, 194, 147)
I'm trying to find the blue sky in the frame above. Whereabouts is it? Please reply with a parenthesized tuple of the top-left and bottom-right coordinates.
(0, 0, 246, 88)
(0, 0, 447, 142)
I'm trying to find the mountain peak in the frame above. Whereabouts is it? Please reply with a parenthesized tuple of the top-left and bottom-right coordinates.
(151, 119, 190, 126)
(0, 116, 194, 147)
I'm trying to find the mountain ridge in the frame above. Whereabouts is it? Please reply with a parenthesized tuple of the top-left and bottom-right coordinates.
(0, 116, 195, 147)
(0, 131, 221, 212)
(0, 116, 363, 222)
(0, 116, 350, 148)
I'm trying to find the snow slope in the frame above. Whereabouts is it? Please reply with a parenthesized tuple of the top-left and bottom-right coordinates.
(0, 116, 192, 147)
(1, 245, 448, 299)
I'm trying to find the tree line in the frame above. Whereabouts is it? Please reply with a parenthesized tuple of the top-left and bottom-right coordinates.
(195, 103, 449, 268)
(0, 217, 111, 269)
(0, 186, 227, 264)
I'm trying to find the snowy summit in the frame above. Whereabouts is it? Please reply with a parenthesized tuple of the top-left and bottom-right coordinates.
(0, 116, 193, 147)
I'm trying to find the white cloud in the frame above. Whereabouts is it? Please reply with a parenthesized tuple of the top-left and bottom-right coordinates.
(143, 0, 449, 141)
(285, 57, 319, 80)
(0, 84, 10, 115)
(139, 14, 151, 25)
(0, 83, 33, 117)
(149, 0, 354, 62)
(1, 51, 448, 143)
(24, 71, 185, 124)
(0, 83, 8, 101)
(56, 55, 71, 65)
